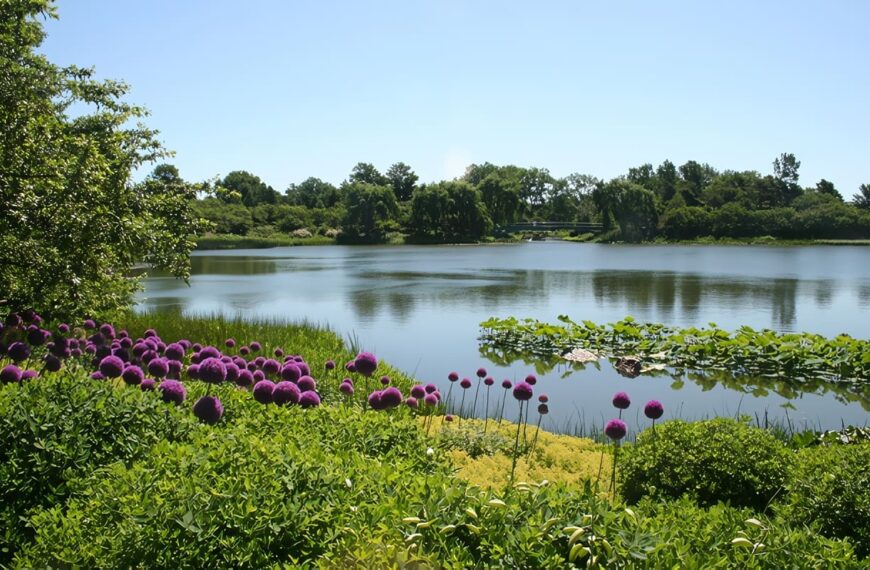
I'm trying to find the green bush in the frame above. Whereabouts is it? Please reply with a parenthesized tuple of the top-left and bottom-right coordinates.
(783, 443, 870, 556)
(0, 375, 196, 562)
(619, 418, 793, 510)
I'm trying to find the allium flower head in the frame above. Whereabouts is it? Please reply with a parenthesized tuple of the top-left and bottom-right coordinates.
(423, 393, 438, 407)
(501, 379, 512, 389)
(379, 375, 391, 386)
(644, 400, 664, 420)
(22, 369, 38, 381)
(538, 394, 549, 403)
(512, 382, 533, 401)
(339, 381, 354, 395)
(281, 363, 301, 382)
(273, 381, 301, 406)
(122, 365, 144, 386)
(525, 374, 537, 386)
(90, 371, 105, 380)
(58, 323, 70, 334)
(236, 369, 254, 387)
(604, 419, 627, 440)
(193, 395, 223, 424)
(225, 338, 236, 348)
(199, 357, 227, 384)
(5, 313, 22, 327)
(239, 346, 250, 356)
(148, 358, 169, 379)
(353, 352, 378, 377)
(612, 391, 631, 410)
(253, 380, 276, 404)
(224, 363, 240, 383)
(27, 327, 47, 346)
(325, 359, 336, 370)
(99, 355, 124, 378)
(159, 380, 186, 405)
(299, 390, 321, 408)
(410, 384, 426, 398)
(82, 318, 96, 330)
(253, 370, 266, 382)
(263, 358, 281, 376)
(460, 378, 472, 389)
(250, 341, 262, 352)
(99, 323, 115, 339)
(448, 371, 459, 382)
(253, 356, 266, 367)
(476, 367, 487, 378)
(143, 328, 158, 338)
(484, 377, 494, 386)
(199, 346, 221, 360)
(345, 361, 356, 372)
(140, 378, 156, 391)
(538, 403, 549, 415)
(368, 390, 384, 410)
(297, 375, 317, 392)
(425, 383, 437, 394)
(8, 342, 30, 363)
(381, 386, 403, 408)
(445, 415, 454, 422)
(405, 397, 419, 408)
(164, 343, 185, 361)
(1, 365, 22, 384)
(186, 363, 200, 380)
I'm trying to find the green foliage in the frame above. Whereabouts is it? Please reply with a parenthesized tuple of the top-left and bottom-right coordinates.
(221, 170, 279, 207)
(783, 443, 870, 556)
(348, 162, 389, 186)
(477, 173, 522, 226)
(854, 183, 870, 210)
(285, 177, 341, 209)
(409, 181, 492, 241)
(193, 197, 253, 235)
(385, 162, 419, 202)
(339, 182, 399, 242)
(592, 180, 658, 241)
(660, 206, 712, 239)
(619, 419, 793, 510)
(0, 3, 207, 319)
(0, 373, 196, 562)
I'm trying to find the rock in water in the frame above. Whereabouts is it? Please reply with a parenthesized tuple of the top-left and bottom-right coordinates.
(615, 356, 642, 378)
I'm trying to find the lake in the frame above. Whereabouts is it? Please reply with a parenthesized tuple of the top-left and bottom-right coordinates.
(137, 242, 870, 435)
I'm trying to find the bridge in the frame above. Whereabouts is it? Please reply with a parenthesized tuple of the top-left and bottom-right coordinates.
(496, 221, 604, 234)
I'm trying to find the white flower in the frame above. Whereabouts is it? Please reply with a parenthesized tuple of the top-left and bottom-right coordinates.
(426, 447, 434, 456)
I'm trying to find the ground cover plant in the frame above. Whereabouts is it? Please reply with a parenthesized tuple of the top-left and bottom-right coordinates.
(0, 311, 867, 567)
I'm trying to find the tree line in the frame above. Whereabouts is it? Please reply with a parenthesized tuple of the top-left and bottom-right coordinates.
(189, 155, 870, 243)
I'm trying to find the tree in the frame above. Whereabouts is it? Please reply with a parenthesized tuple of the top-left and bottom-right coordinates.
(477, 174, 521, 226)
(408, 181, 491, 240)
(815, 179, 842, 201)
(0, 1, 207, 319)
(348, 162, 388, 186)
(385, 162, 418, 202)
(285, 177, 339, 209)
(655, 160, 678, 203)
(677, 161, 716, 206)
(773, 153, 800, 185)
(854, 184, 870, 210)
(194, 198, 252, 235)
(340, 182, 398, 242)
(592, 180, 659, 241)
(221, 171, 278, 207)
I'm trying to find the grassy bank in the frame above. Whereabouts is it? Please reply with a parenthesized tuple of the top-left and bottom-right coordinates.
(195, 233, 335, 250)
(1, 313, 867, 566)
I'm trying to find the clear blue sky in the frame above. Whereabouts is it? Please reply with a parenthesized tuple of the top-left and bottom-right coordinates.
(41, 1, 870, 196)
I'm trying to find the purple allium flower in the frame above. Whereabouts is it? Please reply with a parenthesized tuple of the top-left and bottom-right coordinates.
(297, 362, 310, 376)
(345, 361, 356, 373)
(501, 379, 512, 389)
(293, 356, 304, 363)
(253, 356, 266, 367)
(119, 337, 133, 349)
(225, 338, 236, 348)
(140, 350, 157, 364)
(253, 370, 266, 382)
(220, 355, 232, 364)
(250, 341, 262, 352)
(143, 328, 158, 338)
(187, 363, 200, 380)
(538, 394, 549, 403)
(99, 355, 124, 378)
(199, 346, 221, 360)
(82, 318, 96, 330)
(425, 383, 437, 394)
(148, 358, 169, 379)
(21, 369, 38, 381)
(423, 393, 438, 407)
(380, 386, 403, 408)
(448, 371, 459, 382)
(280, 362, 301, 382)
(604, 419, 627, 440)
(233, 356, 246, 368)
(273, 381, 301, 406)
(5, 313, 21, 327)
(58, 323, 70, 334)
(368, 390, 384, 410)
(164, 343, 185, 361)
(140, 378, 156, 391)
(644, 400, 664, 420)
(236, 369, 254, 387)
(239, 346, 250, 356)
(8, 342, 30, 363)
(512, 382, 533, 401)
(476, 367, 487, 378)
(22, 309, 37, 322)
(0, 365, 22, 384)
(377, 375, 389, 386)
(484, 377, 494, 386)
(297, 375, 317, 392)
(225, 363, 240, 384)
(299, 390, 321, 408)
(193, 395, 223, 424)
(538, 403, 549, 415)
(273, 347, 284, 358)
(99, 323, 115, 339)
(262, 358, 281, 376)
(405, 397, 419, 408)
(246, 362, 257, 372)
(199, 357, 227, 384)
(71, 348, 82, 358)
(410, 384, 426, 399)
(26, 327, 46, 346)
(132, 342, 148, 358)
(159, 380, 186, 405)
(353, 352, 378, 377)
(167, 360, 182, 377)
(433, 390, 442, 401)
(612, 391, 631, 410)
(445, 414, 454, 422)
(339, 381, 355, 395)
(90, 371, 105, 380)
(122, 365, 144, 385)
(325, 359, 336, 370)
(460, 378, 472, 389)
(253, 379, 276, 403)
(85, 344, 96, 355)
(525, 374, 537, 386)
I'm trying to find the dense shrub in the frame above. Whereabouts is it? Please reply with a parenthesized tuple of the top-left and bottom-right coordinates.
(783, 443, 870, 556)
(619, 418, 793, 510)
(660, 206, 712, 239)
(0, 375, 196, 562)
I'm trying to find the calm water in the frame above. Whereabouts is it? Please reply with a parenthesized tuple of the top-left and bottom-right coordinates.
(137, 243, 870, 434)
